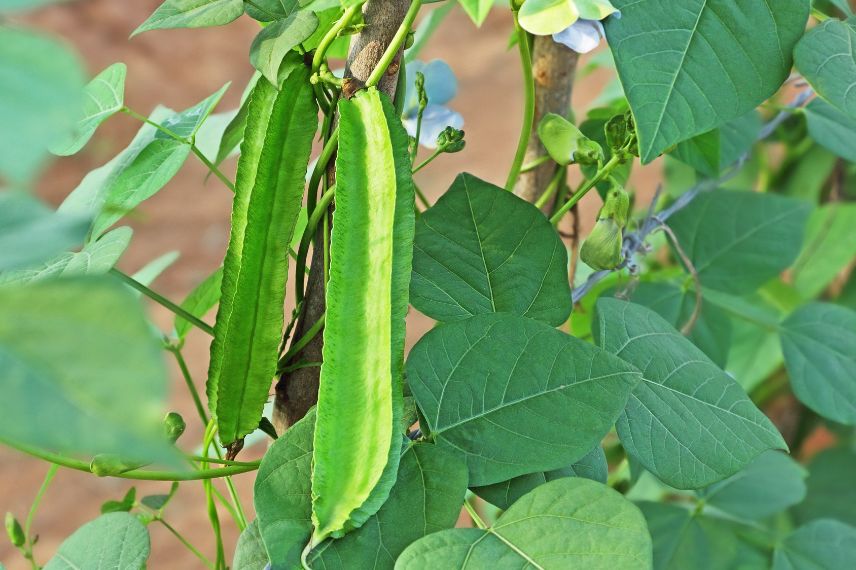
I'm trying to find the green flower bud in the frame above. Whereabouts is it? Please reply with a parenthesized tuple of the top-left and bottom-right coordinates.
(580, 218, 623, 271)
(437, 126, 466, 153)
(5, 512, 25, 547)
(163, 412, 186, 443)
(605, 110, 638, 157)
(573, 138, 605, 166)
(415, 71, 428, 110)
(404, 30, 415, 50)
(90, 454, 144, 477)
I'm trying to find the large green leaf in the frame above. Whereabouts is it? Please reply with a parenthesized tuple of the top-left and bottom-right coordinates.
(794, 17, 856, 120)
(698, 450, 806, 520)
(407, 312, 640, 485)
(0, 278, 168, 459)
(791, 203, 856, 299)
(667, 190, 811, 295)
(51, 63, 127, 157)
(158, 83, 230, 139)
(471, 445, 608, 511)
(43, 513, 150, 570)
(595, 298, 786, 490)
(255, 411, 467, 570)
(622, 281, 732, 367)
(605, 0, 808, 163)
(233, 520, 268, 570)
(0, 193, 89, 272)
(773, 519, 856, 570)
(0, 226, 132, 285)
(804, 98, 856, 162)
(207, 67, 316, 446)
(396, 478, 652, 569)
(0, 26, 84, 183)
(249, 11, 319, 86)
(411, 173, 572, 326)
(671, 113, 761, 178)
(780, 303, 856, 425)
(312, 88, 414, 543)
(215, 72, 261, 167)
(794, 447, 856, 527)
(639, 502, 767, 570)
(133, 0, 245, 36)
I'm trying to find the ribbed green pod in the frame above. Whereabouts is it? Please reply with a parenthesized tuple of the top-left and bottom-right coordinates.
(310, 88, 415, 545)
(207, 68, 317, 446)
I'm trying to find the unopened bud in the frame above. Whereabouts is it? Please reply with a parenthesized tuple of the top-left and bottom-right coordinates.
(5, 512, 24, 547)
(573, 139, 605, 166)
(90, 454, 144, 477)
(437, 126, 465, 153)
(163, 412, 186, 443)
(580, 218, 624, 271)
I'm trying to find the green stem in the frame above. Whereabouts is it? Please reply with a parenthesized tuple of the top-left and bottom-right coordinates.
(413, 182, 431, 209)
(463, 496, 487, 529)
(20, 463, 58, 568)
(365, 0, 423, 88)
(412, 148, 443, 174)
(505, 13, 535, 191)
(312, 3, 365, 73)
(110, 269, 215, 337)
(535, 166, 566, 209)
(169, 346, 209, 425)
(121, 107, 235, 193)
(158, 519, 215, 570)
(279, 313, 326, 371)
(549, 154, 622, 224)
(296, 185, 336, 305)
(306, 128, 339, 216)
(1, 437, 257, 481)
(521, 155, 551, 173)
(186, 455, 260, 467)
(202, 422, 226, 570)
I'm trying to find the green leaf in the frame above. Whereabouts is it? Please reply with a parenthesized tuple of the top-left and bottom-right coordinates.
(671, 113, 761, 178)
(667, 190, 811, 295)
(51, 63, 127, 157)
(0, 193, 89, 272)
(595, 298, 786, 490)
(699, 450, 806, 520)
(397, 478, 652, 569)
(131, 250, 180, 287)
(133, 0, 245, 36)
(255, 411, 468, 569)
(43, 513, 150, 570)
(0, 226, 132, 285)
(0, 278, 169, 458)
(208, 67, 316, 446)
(780, 302, 856, 425)
(408, 312, 640, 485)
(795, 17, 856, 120)
(457, 0, 493, 27)
(175, 266, 223, 340)
(640, 502, 767, 570)
(81, 85, 230, 237)
(774, 519, 856, 570)
(471, 445, 608, 510)
(804, 98, 856, 162)
(101, 488, 136, 514)
(312, 88, 415, 543)
(0, 26, 85, 183)
(0, 1, 69, 12)
(794, 446, 856, 527)
(233, 520, 268, 570)
(249, 11, 319, 86)
(411, 173, 572, 326)
(791, 203, 856, 298)
(622, 281, 732, 367)
(605, 0, 808, 163)
(309, 445, 468, 569)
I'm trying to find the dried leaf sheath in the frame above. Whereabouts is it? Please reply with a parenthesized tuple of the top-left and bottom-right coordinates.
(207, 68, 317, 446)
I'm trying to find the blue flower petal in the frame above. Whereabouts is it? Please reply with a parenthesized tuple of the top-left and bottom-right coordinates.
(404, 104, 464, 149)
(552, 19, 604, 54)
(404, 59, 458, 116)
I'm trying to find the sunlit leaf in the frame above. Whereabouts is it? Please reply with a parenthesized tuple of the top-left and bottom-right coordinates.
(43, 513, 150, 570)
(133, 0, 245, 36)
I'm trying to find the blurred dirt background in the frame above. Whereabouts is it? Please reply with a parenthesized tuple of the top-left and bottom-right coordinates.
(1, 1, 661, 567)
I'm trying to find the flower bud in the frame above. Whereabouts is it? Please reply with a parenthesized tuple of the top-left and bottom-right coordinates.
(415, 71, 428, 110)
(404, 30, 415, 50)
(573, 138, 605, 166)
(605, 111, 638, 156)
(90, 454, 143, 477)
(5, 512, 24, 547)
(437, 126, 466, 153)
(163, 412, 186, 443)
(580, 218, 624, 271)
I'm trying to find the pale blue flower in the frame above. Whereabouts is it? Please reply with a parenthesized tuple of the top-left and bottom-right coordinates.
(552, 12, 620, 54)
(403, 59, 463, 149)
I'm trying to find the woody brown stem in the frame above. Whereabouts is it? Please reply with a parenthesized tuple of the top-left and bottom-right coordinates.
(273, 0, 412, 433)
